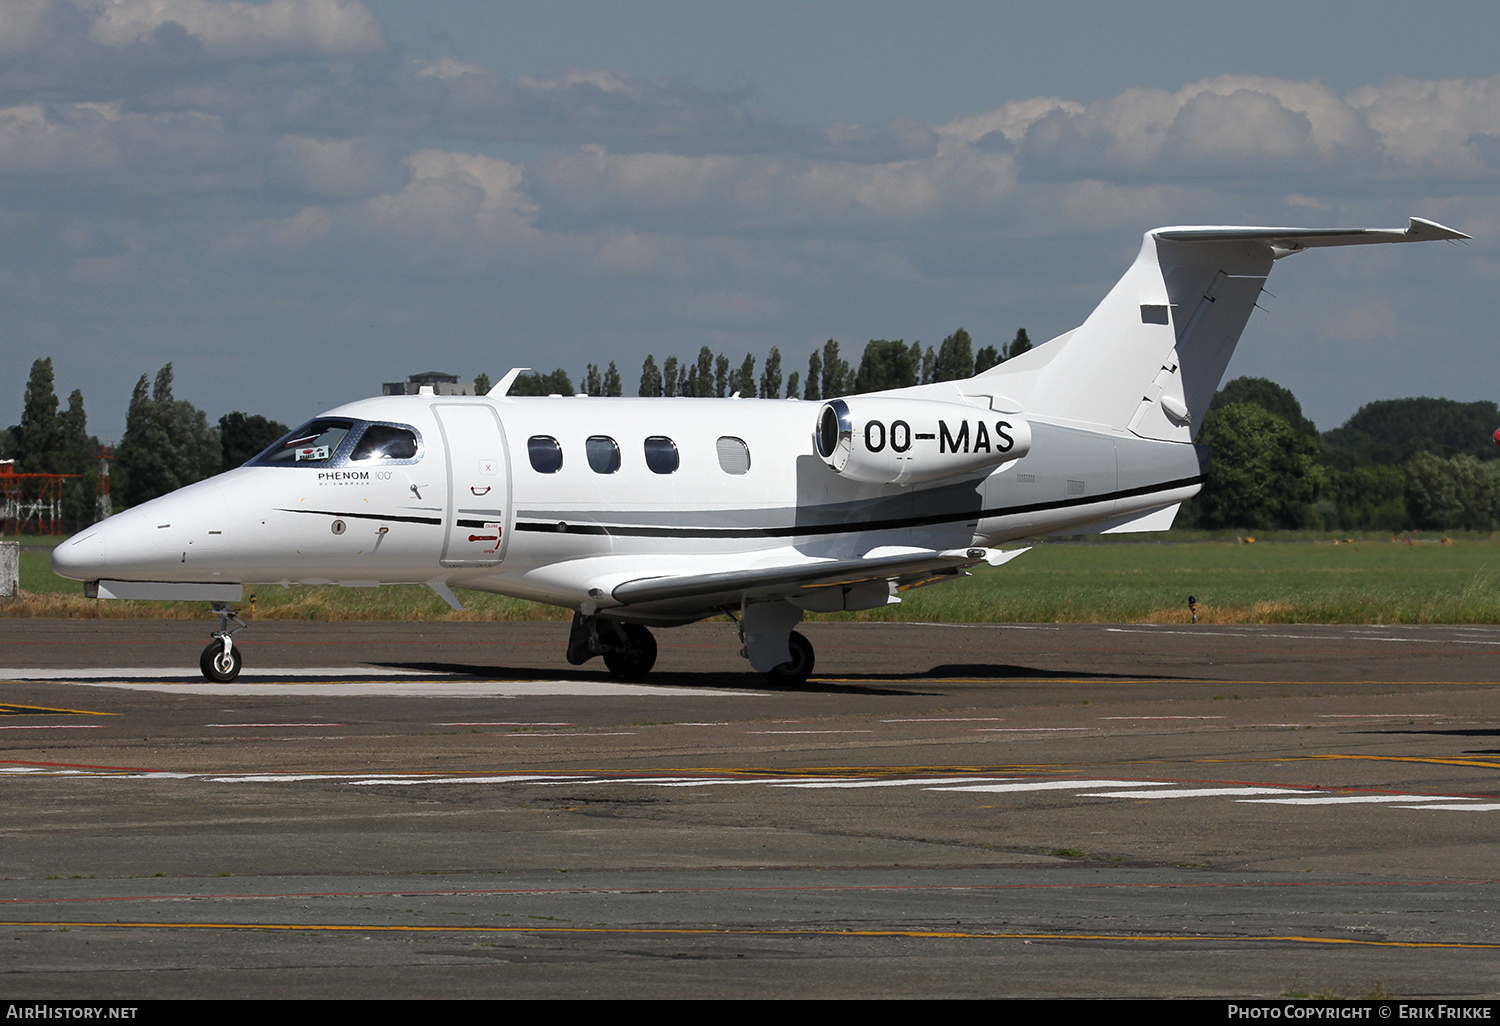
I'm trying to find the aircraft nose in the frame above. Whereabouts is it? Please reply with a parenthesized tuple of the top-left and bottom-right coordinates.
(50, 510, 155, 581)
(51, 480, 231, 582)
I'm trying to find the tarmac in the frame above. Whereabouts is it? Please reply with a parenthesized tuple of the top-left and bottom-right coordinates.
(1, 617, 1497, 998)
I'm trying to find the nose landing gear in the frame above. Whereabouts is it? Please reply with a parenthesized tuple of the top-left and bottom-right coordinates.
(200, 602, 246, 683)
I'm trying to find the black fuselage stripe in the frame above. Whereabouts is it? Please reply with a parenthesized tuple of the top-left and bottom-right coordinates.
(514, 475, 1204, 539)
(277, 508, 442, 526)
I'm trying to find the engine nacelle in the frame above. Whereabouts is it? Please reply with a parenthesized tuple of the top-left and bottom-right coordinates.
(813, 397, 1032, 484)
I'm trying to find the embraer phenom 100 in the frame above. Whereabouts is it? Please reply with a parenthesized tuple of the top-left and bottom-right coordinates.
(53, 219, 1468, 684)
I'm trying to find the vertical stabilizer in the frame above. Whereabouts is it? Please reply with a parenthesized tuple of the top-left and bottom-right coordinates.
(974, 218, 1468, 441)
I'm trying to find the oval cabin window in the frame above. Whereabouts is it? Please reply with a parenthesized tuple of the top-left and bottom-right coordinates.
(716, 436, 750, 475)
(527, 435, 563, 473)
(586, 435, 621, 474)
(643, 436, 679, 474)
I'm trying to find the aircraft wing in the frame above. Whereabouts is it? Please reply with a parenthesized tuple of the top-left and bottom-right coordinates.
(608, 546, 1028, 616)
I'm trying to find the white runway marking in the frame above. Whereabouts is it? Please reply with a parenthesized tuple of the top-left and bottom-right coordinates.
(931, 780, 1177, 793)
(1240, 795, 1476, 805)
(777, 777, 1003, 789)
(5, 676, 760, 698)
(0, 667, 435, 680)
(5, 766, 1492, 814)
(0, 724, 103, 729)
(1080, 787, 1309, 799)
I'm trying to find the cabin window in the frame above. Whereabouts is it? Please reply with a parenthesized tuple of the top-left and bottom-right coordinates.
(350, 424, 419, 461)
(716, 436, 750, 475)
(528, 435, 563, 473)
(643, 436, 679, 474)
(586, 436, 621, 474)
(254, 419, 353, 465)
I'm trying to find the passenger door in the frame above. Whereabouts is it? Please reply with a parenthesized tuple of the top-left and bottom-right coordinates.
(433, 404, 510, 567)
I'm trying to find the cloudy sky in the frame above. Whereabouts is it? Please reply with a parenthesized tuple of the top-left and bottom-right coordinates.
(3, 0, 1498, 439)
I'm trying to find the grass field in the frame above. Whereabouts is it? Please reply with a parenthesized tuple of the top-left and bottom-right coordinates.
(6, 532, 1499, 625)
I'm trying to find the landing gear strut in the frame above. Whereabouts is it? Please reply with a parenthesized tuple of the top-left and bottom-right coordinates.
(200, 602, 245, 683)
(567, 613, 658, 679)
(737, 601, 816, 687)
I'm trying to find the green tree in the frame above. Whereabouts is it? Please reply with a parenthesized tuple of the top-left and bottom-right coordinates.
(219, 412, 290, 471)
(1323, 397, 1500, 468)
(116, 364, 220, 507)
(694, 347, 715, 397)
(473, 372, 492, 397)
(510, 370, 575, 396)
(974, 344, 1001, 374)
(17, 358, 59, 473)
(759, 347, 783, 399)
(785, 370, 800, 399)
(1404, 452, 1500, 531)
(932, 328, 974, 382)
(662, 356, 679, 398)
(1210, 377, 1318, 436)
(583, 364, 602, 396)
(639, 355, 663, 397)
(1180, 402, 1320, 530)
(602, 361, 623, 397)
(732, 353, 756, 397)
(851, 339, 919, 393)
(714, 353, 730, 398)
(1003, 328, 1033, 361)
(804, 350, 822, 401)
(820, 339, 849, 398)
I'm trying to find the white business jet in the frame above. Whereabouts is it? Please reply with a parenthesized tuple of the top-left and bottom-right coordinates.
(52, 218, 1467, 684)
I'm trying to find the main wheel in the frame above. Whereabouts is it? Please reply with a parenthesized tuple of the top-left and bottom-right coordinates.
(200, 641, 243, 683)
(603, 623, 657, 679)
(762, 630, 814, 686)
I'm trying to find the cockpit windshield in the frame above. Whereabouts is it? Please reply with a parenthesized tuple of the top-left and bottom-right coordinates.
(255, 419, 353, 465)
(250, 418, 423, 468)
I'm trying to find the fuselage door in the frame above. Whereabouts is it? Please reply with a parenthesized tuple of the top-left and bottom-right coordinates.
(434, 404, 510, 567)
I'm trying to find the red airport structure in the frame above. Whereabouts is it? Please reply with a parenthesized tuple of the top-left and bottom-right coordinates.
(0, 461, 81, 536)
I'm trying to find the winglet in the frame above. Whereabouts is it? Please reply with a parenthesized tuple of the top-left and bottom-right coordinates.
(488, 368, 531, 397)
(1406, 216, 1470, 242)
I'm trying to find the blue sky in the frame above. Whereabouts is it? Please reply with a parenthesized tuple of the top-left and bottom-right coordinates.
(3, 0, 1498, 438)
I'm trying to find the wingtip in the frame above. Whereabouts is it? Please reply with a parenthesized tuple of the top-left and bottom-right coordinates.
(1408, 216, 1471, 241)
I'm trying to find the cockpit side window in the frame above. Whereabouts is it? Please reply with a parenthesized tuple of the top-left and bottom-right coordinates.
(644, 436, 679, 474)
(350, 424, 419, 461)
(528, 435, 563, 473)
(254, 419, 353, 465)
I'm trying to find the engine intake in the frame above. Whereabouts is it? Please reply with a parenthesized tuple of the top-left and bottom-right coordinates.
(813, 397, 1031, 484)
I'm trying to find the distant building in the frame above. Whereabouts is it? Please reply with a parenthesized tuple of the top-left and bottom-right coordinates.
(382, 371, 475, 396)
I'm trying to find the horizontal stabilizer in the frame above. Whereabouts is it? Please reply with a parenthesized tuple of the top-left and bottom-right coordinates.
(1153, 217, 1469, 253)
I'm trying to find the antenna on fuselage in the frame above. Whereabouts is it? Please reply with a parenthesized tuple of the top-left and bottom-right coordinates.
(490, 368, 530, 397)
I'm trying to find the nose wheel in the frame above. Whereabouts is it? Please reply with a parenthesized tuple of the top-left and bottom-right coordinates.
(200, 602, 246, 682)
(200, 641, 243, 683)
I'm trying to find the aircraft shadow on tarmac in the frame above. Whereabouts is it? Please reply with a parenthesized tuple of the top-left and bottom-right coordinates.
(366, 660, 931, 695)
(1348, 727, 1500, 757)
(365, 659, 1170, 693)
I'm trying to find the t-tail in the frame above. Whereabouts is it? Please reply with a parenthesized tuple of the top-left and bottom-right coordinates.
(973, 217, 1469, 441)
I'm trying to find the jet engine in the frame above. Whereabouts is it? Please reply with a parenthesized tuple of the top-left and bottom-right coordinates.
(813, 397, 1032, 484)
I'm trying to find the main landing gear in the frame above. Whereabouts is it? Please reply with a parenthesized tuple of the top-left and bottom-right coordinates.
(762, 630, 815, 687)
(567, 613, 658, 679)
(566, 604, 815, 686)
(200, 602, 246, 683)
